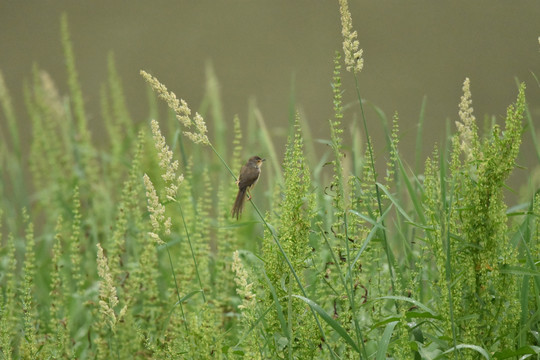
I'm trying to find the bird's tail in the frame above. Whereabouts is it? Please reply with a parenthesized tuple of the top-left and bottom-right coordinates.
(231, 187, 247, 220)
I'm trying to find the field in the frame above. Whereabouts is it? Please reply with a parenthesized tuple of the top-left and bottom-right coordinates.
(1, 2, 539, 359)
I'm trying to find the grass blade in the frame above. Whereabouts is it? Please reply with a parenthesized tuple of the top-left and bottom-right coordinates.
(292, 295, 360, 353)
(436, 344, 491, 360)
(376, 321, 398, 360)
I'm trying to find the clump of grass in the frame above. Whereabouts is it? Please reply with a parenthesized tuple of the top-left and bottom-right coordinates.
(423, 79, 526, 357)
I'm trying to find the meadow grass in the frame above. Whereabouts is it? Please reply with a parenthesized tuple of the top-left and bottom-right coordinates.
(1, 3, 539, 359)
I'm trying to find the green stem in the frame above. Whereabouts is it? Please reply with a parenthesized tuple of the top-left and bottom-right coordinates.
(440, 148, 458, 358)
(353, 74, 397, 296)
(210, 143, 237, 180)
(165, 247, 189, 332)
(329, 117, 364, 355)
(176, 200, 207, 303)
(319, 224, 368, 358)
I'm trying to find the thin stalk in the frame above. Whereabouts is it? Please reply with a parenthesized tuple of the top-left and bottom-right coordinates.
(175, 200, 207, 303)
(113, 327, 122, 360)
(319, 224, 368, 358)
(414, 96, 427, 174)
(210, 143, 237, 179)
(353, 74, 397, 294)
(165, 246, 189, 332)
(343, 212, 364, 349)
(328, 116, 364, 354)
(440, 147, 458, 358)
(287, 279, 293, 360)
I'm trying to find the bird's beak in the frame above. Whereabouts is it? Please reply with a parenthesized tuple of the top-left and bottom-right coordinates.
(262, 158, 266, 162)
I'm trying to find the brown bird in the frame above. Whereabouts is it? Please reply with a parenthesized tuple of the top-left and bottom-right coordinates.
(232, 156, 265, 219)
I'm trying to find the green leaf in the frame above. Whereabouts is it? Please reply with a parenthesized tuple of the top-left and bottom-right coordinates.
(292, 295, 360, 353)
(374, 296, 438, 316)
(435, 344, 491, 360)
(376, 321, 398, 360)
(175, 289, 203, 305)
(416, 340, 444, 359)
(376, 182, 418, 225)
(348, 209, 387, 229)
(263, 269, 289, 339)
(493, 345, 540, 359)
(234, 305, 272, 349)
(275, 333, 289, 351)
(348, 205, 392, 277)
(499, 265, 540, 277)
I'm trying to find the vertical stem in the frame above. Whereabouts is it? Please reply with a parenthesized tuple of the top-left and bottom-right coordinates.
(353, 74, 397, 296)
(166, 247, 189, 332)
(177, 202, 207, 303)
(440, 149, 458, 358)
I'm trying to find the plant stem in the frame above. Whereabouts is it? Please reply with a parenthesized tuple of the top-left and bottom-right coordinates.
(353, 74, 397, 297)
(165, 247, 189, 332)
(177, 201, 207, 303)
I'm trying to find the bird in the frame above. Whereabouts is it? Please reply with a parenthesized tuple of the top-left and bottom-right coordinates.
(231, 156, 265, 219)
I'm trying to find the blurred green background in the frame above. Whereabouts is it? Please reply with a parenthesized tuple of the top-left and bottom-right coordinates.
(1, 1, 539, 192)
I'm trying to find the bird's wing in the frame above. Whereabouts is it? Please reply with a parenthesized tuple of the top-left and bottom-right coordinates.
(238, 165, 259, 189)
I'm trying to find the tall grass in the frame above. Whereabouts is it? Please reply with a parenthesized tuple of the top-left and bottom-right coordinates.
(1, 3, 539, 359)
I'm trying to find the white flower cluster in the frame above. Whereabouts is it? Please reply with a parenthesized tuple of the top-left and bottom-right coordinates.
(141, 70, 209, 145)
(339, 0, 364, 74)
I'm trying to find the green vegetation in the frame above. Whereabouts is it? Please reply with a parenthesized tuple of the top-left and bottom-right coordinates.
(1, 3, 539, 359)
